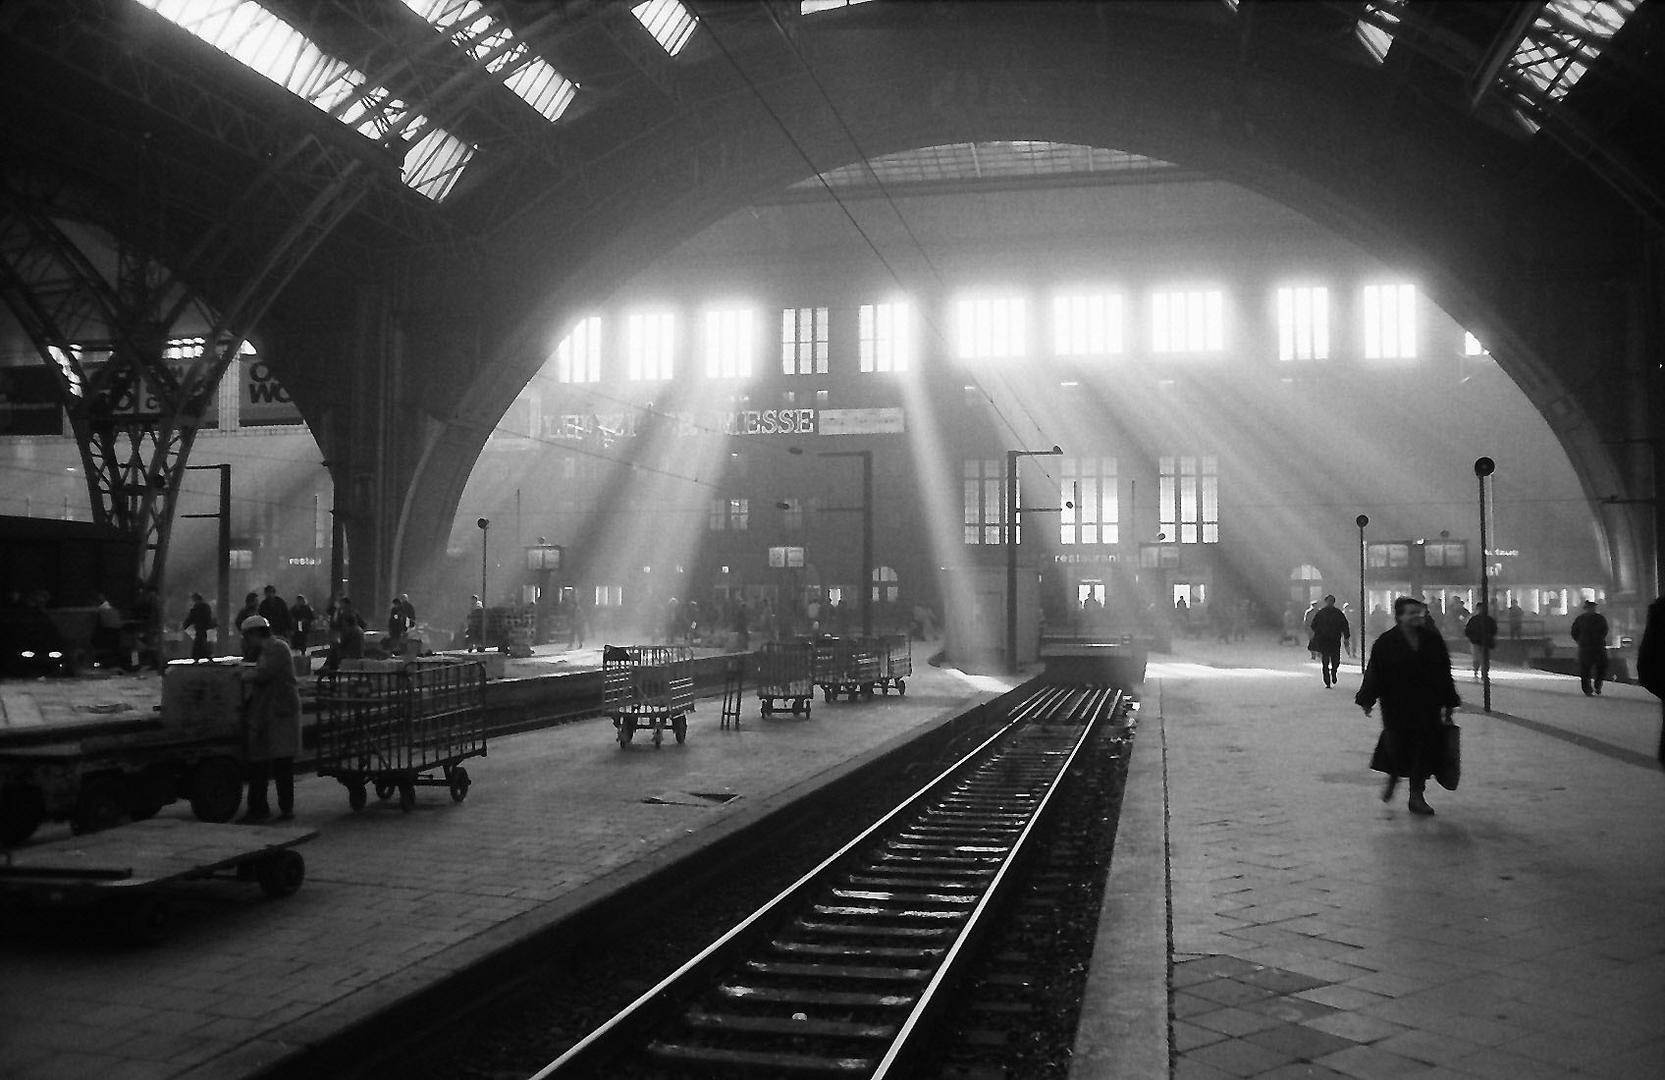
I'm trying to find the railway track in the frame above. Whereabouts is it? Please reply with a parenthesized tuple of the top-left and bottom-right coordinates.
(533, 680, 1127, 1079)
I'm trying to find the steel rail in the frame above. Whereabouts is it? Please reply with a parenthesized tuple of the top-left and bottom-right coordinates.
(530, 678, 1125, 1079)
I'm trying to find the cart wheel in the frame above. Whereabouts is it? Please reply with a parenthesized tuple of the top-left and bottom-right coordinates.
(188, 757, 243, 823)
(652, 727, 663, 748)
(789, 700, 800, 716)
(71, 778, 129, 836)
(449, 766, 471, 803)
(375, 780, 396, 801)
(348, 783, 368, 811)
(673, 718, 687, 745)
(102, 893, 170, 946)
(0, 783, 44, 846)
(895, 679, 906, 696)
(256, 850, 306, 898)
(398, 780, 416, 813)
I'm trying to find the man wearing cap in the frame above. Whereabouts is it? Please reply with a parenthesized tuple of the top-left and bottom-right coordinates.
(239, 615, 301, 822)
(257, 584, 293, 640)
(1570, 599, 1610, 696)
(1308, 594, 1352, 688)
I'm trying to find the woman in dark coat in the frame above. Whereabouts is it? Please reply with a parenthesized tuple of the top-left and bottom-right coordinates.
(1356, 596, 1459, 815)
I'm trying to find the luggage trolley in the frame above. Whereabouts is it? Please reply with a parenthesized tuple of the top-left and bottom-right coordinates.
(603, 645, 695, 748)
(875, 633, 912, 695)
(755, 641, 815, 717)
(812, 636, 883, 702)
(314, 657, 487, 811)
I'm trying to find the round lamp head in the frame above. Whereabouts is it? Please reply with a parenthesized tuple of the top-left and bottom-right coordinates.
(1356, 514, 1369, 528)
(476, 517, 490, 530)
(1474, 457, 1495, 477)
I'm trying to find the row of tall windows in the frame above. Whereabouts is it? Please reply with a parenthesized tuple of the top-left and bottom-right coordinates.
(550, 284, 1435, 383)
(961, 456, 1215, 547)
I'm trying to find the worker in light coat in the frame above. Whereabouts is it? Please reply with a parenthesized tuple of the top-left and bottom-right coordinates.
(239, 615, 302, 822)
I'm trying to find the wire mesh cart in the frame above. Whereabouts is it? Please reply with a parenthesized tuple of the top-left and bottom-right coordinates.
(314, 658, 487, 811)
(754, 641, 815, 717)
(812, 637, 884, 702)
(874, 634, 912, 695)
(603, 645, 695, 748)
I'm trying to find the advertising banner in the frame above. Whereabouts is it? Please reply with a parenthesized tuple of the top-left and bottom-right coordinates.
(817, 407, 905, 435)
(0, 366, 65, 436)
(240, 356, 303, 426)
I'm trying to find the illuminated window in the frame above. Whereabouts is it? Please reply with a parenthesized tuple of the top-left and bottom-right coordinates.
(1159, 456, 1219, 544)
(631, 0, 698, 56)
(963, 459, 1011, 545)
(1510, 1, 1639, 105)
(1275, 286, 1330, 361)
(1368, 542, 1411, 568)
(955, 296, 1027, 360)
(1151, 290, 1224, 353)
(1463, 331, 1490, 357)
(595, 584, 623, 607)
(1363, 284, 1417, 360)
(1355, 1, 1403, 63)
(1052, 292, 1125, 357)
(553, 316, 601, 383)
(782, 307, 829, 375)
(871, 565, 899, 603)
(1060, 457, 1118, 546)
(859, 302, 910, 372)
(1424, 540, 1468, 568)
(708, 497, 750, 531)
(399, 0, 578, 122)
(625, 311, 675, 381)
(703, 308, 756, 378)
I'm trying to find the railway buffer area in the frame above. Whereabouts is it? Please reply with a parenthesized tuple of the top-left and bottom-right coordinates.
(536, 676, 1131, 1079)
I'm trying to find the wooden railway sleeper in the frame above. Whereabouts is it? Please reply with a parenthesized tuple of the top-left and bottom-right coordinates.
(683, 1009, 898, 1041)
(811, 902, 968, 921)
(770, 939, 947, 962)
(744, 960, 932, 982)
(792, 918, 957, 939)
(716, 983, 918, 1010)
(645, 1041, 876, 1076)
(828, 887, 978, 907)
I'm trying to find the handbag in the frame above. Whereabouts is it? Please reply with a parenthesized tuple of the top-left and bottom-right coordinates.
(1435, 724, 1461, 791)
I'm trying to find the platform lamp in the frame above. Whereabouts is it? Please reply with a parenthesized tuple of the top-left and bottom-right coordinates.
(1356, 514, 1369, 674)
(477, 517, 490, 623)
(1475, 457, 1495, 712)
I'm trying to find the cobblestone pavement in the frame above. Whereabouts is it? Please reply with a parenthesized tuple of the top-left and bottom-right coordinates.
(1155, 638, 1665, 1080)
(0, 660, 998, 1080)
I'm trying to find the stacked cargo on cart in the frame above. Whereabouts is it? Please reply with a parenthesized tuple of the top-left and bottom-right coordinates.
(1, 661, 255, 845)
(874, 633, 912, 695)
(754, 641, 815, 716)
(314, 657, 486, 811)
(811, 636, 884, 702)
(603, 645, 694, 747)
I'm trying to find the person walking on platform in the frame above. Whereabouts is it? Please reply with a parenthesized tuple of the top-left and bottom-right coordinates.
(183, 592, 215, 660)
(1308, 594, 1351, 688)
(1570, 599, 1610, 696)
(322, 596, 366, 672)
(1464, 602, 1498, 680)
(1636, 595, 1664, 768)
(238, 615, 301, 822)
(1506, 599, 1525, 639)
(257, 585, 292, 640)
(289, 593, 315, 653)
(1357, 597, 1459, 816)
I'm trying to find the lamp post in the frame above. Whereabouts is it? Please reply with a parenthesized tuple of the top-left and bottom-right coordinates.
(1475, 457, 1495, 712)
(1356, 514, 1369, 673)
(790, 447, 873, 637)
(1006, 445, 1064, 673)
(476, 516, 490, 616)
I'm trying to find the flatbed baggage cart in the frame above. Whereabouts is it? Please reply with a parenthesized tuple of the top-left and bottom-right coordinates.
(811, 636, 883, 702)
(0, 817, 315, 943)
(603, 645, 694, 748)
(874, 633, 912, 695)
(314, 657, 487, 811)
(755, 641, 814, 716)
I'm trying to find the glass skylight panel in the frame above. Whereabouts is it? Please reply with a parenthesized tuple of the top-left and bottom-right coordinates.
(140, 0, 476, 200)
(1053, 293, 1125, 357)
(1355, 2, 1403, 64)
(1363, 284, 1417, 360)
(704, 308, 756, 378)
(399, 0, 578, 122)
(1275, 286, 1329, 361)
(631, 0, 698, 57)
(1463, 331, 1493, 359)
(955, 297, 1027, 360)
(1151, 290, 1224, 354)
(1510, 0, 1638, 104)
(802, 0, 875, 13)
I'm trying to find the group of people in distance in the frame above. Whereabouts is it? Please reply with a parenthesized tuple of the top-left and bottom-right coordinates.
(1311, 591, 1665, 819)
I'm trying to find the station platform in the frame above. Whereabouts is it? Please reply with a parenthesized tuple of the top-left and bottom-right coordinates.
(1076, 637, 1665, 1080)
(0, 659, 1003, 1080)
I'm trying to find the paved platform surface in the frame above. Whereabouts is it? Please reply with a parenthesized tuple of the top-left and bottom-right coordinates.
(1137, 638, 1665, 1080)
(0, 659, 997, 1080)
